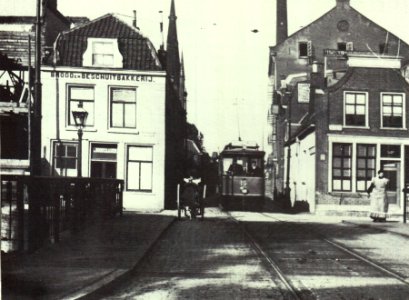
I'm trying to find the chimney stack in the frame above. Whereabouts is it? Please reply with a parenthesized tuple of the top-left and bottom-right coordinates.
(132, 10, 139, 30)
(276, 0, 288, 45)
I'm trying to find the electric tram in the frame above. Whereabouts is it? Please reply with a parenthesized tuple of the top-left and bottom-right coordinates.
(219, 140, 265, 210)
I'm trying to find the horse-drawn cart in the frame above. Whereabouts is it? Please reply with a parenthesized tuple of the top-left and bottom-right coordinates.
(177, 178, 206, 220)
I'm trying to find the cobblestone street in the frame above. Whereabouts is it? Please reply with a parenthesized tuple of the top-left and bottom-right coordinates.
(101, 208, 287, 299)
(98, 208, 409, 300)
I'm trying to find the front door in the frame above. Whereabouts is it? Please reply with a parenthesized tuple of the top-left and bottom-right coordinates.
(90, 144, 117, 179)
(381, 161, 400, 206)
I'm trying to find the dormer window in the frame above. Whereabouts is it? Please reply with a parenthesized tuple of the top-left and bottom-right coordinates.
(92, 41, 114, 66)
(83, 38, 123, 68)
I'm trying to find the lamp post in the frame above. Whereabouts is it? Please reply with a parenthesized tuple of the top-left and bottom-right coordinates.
(72, 101, 88, 177)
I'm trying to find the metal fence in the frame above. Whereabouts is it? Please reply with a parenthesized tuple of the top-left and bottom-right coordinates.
(1, 175, 123, 252)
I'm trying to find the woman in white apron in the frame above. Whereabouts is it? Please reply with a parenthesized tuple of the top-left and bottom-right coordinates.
(367, 170, 389, 222)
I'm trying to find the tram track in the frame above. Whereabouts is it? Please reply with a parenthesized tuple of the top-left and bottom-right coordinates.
(226, 211, 302, 300)
(227, 210, 409, 299)
(258, 212, 409, 285)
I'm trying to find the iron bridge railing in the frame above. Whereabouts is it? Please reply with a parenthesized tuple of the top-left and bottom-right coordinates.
(1, 175, 124, 252)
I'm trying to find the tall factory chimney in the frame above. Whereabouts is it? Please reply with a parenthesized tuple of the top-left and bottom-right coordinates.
(276, 0, 288, 45)
(336, 0, 350, 8)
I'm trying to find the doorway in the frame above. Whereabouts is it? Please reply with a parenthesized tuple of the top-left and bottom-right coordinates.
(381, 161, 400, 206)
(90, 144, 117, 179)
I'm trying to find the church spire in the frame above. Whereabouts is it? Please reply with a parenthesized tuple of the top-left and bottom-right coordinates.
(166, 0, 180, 87)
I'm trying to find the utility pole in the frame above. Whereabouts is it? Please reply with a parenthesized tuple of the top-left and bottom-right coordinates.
(31, 0, 42, 176)
(284, 91, 292, 203)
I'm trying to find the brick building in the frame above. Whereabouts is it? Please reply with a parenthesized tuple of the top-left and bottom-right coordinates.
(287, 55, 409, 215)
(267, 0, 409, 213)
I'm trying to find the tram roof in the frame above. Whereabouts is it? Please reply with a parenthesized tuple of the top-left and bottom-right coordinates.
(221, 141, 265, 156)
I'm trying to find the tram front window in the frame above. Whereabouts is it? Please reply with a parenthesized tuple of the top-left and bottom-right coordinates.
(248, 159, 262, 177)
(227, 160, 244, 175)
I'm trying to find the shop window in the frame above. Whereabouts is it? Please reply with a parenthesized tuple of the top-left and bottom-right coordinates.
(53, 142, 78, 174)
(90, 144, 117, 179)
(68, 85, 94, 126)
(332, 143, 352, 191)
(344, 92, 367, 127)
(381, 93, 404, 128)
(356, 144, 376, 192)
(127, 146, 153, 191)
(110, 87, 137, 128)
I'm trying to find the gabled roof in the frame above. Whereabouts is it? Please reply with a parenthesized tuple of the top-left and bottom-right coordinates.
(55, 14, 162, 71)
(271, 4, 409, 52)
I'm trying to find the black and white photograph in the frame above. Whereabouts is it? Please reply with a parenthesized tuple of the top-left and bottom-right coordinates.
(1, 0, 409, 299)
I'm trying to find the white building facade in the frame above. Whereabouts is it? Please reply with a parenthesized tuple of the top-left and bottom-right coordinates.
(41, 14, 167, 211)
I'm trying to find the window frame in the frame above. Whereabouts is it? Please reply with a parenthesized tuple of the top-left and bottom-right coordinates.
(356, 144, 376, 192)
(90, 143, 118, 179)
(53, 141, 78, 171)
(109, 86, 137, 129)
(67, 84, 95, 127)
(337, 42, 347, 51)
(380, 92, 406, 129)
(343, 91, 369, 128)
(126, 145, 153, 192)
(92, 40, 115, 67)
(332, 143, 352, 192)
(298, 41, 309, 58)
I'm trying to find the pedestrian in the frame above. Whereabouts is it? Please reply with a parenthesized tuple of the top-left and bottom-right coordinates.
(248, 160, 262, 177)
(228, 161, 244, 176)
(367, 170, 389, 222)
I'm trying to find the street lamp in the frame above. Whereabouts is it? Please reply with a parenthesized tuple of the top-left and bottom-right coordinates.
(72, 101, 88, 177)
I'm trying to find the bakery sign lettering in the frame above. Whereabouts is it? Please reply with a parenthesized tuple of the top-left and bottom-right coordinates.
(50, 71, 154, 82)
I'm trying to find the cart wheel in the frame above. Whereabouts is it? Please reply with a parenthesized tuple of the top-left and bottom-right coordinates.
(199, 199, 204, 220)
(177, 184, 181, 220)
(177, 203, 181, 220)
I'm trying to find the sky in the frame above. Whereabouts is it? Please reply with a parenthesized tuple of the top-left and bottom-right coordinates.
(3, 0, 409, 153)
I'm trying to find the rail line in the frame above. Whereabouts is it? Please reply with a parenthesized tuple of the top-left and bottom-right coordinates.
(226, 211, 301, 300)
(259, 212, 409, 286)
(228, 211, 409, 299)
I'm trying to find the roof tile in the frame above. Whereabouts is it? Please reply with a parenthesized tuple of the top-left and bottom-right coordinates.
(56, 14, 161, 71)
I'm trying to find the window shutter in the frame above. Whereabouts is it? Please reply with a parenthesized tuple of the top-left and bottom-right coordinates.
(307, 41, 313, 57)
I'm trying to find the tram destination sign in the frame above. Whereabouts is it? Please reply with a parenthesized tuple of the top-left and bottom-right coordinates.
(50, 70, 154, 82)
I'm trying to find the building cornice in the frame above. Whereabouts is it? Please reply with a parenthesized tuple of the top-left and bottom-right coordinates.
(41, 65, 166, 77)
